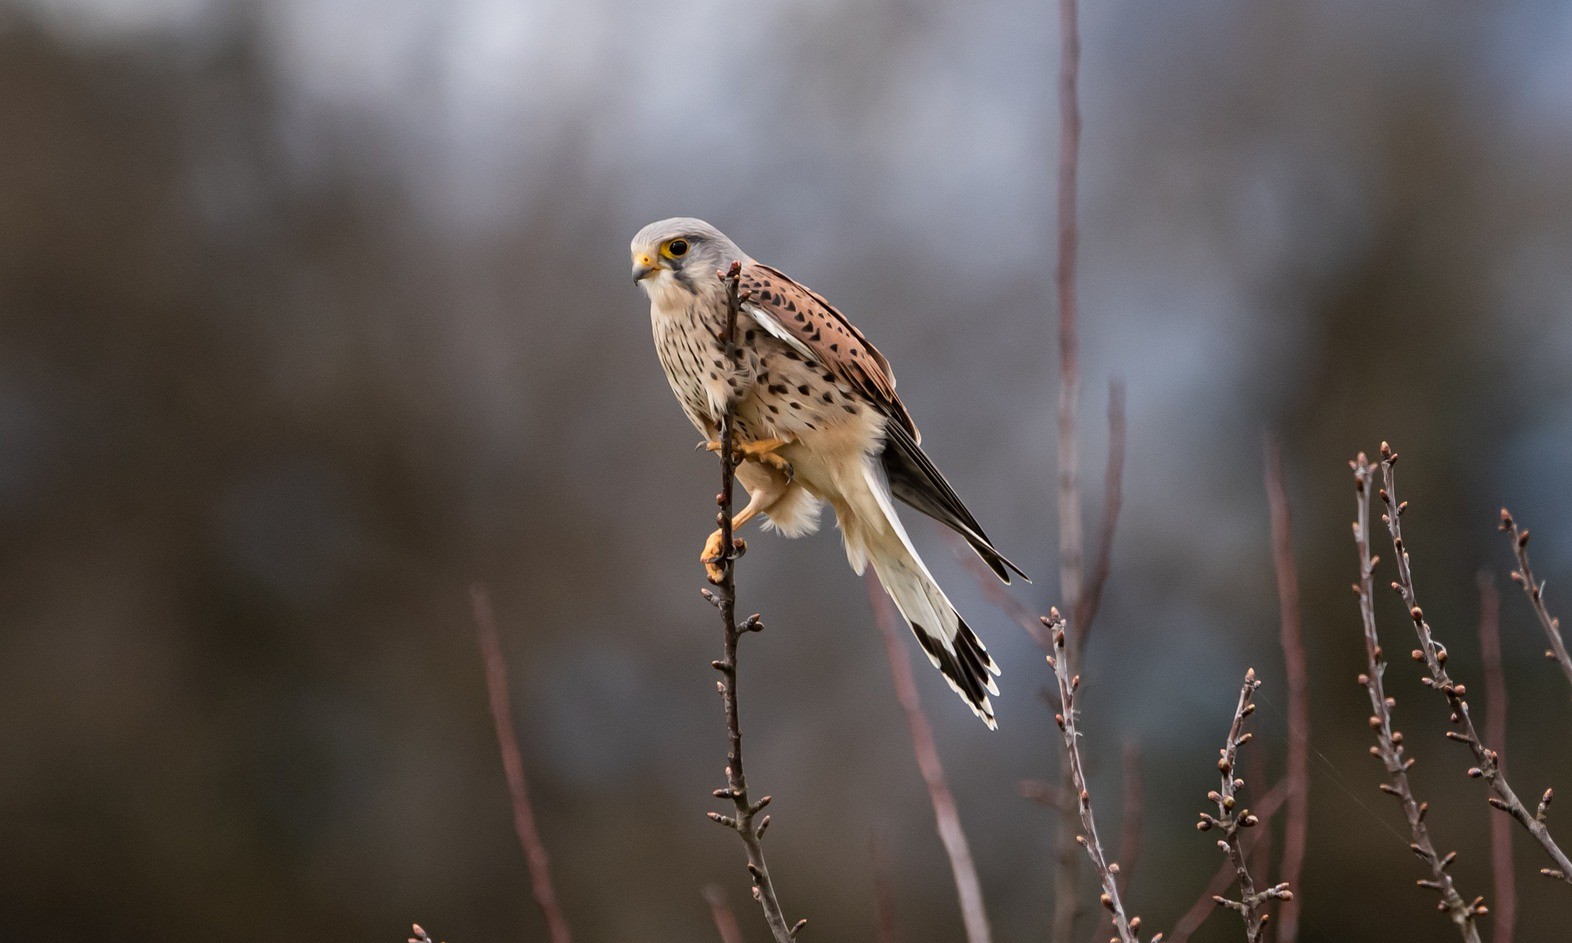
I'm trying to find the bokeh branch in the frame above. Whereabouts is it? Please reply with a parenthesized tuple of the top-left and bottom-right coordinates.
(471, 583, 574, 943)
(1045, 609, 1143, 943)
(1263, 436, 1308, 943)
(1054, 0, 1085, 646)
(1075, 381, 1127, 646)
(1090, 741, 1143, 943)
(868, 577, 992, 943)
(1374, 443, 1572, 884)
(1499, 507, 1572, 699)
(704, 884, 745, 943)
(1196, 670, 1291, 943)
(1478, 572, 1515, 943)
(701, 261, 804, 942)
(961, 548, 1052, 650)
(871, 835, 901, 943)
(1051, 0, 1088, 933)
(1349, 455, 1483, 941)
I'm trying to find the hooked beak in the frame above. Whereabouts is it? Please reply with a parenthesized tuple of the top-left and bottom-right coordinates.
(632, 252, 663, 283)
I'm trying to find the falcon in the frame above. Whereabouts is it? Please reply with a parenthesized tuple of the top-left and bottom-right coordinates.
(630, 218, 1025, 728)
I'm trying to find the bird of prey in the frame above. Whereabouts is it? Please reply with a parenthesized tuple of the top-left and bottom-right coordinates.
(630, 218, 1025, 728)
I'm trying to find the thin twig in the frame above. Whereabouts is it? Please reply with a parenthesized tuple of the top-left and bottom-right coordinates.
(1499, 507, 1572, 699)
(1164, 778, 1289, 943)
(1349, 454, 1483, 941)
(701, 262, 804, 941)
(1374, 443, 1572, 884)
(1196, 670, 1292, 943)
(1478, 572, 1515, 943)
(868, 576, 992, 943)
(471, 583, 574, 943)
(1045, 609, 1142, 943)
(1089, 742, 1143, 943)
(1075, 382, 1127, 645)
(705, 885, 745, 943)
(870, 834, 901, 943)
(1263, 436, 1309, 943)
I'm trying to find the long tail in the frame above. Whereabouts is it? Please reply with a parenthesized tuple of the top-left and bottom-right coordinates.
(849, 460, 1001, 728)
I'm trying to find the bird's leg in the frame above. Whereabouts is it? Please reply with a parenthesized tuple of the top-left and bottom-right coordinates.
(702, 501, 765, 584)
(703, 436, 795, 481)
(700, 466, 792, 583)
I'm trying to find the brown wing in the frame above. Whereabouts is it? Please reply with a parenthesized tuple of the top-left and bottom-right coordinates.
(738, 262, 919, 441)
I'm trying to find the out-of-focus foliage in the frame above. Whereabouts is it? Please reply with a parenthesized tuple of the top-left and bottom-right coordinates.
(1, 1, 1570, 941)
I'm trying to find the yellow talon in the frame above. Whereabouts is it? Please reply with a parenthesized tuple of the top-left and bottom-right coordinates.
(703, 437, 794, 482)
(753, 450, 793, 480)
(701, 529, 746, 584)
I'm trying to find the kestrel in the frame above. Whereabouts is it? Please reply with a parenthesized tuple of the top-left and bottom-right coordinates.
(631, 218, 1024, 728)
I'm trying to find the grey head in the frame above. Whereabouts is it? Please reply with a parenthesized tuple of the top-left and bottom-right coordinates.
(630, 217, 749, 293)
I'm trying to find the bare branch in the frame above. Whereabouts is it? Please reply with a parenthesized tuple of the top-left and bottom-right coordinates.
(1196, 670, 1292, 943)
(1477, 572, 1515, 943)
(868, 577, 992, 943)
(1350, 454, 1485, 940)
(1499, 507, 1572, 699)
(471, 583, 574, 943)
(1164, 778, 1289, 943)
(1374, 443, 1572, 885)
(1263, 435, 1309, 943)
(702, 262, 804, 941)
(704, 885, 745, 943)
(1045, 610, 1143, 943)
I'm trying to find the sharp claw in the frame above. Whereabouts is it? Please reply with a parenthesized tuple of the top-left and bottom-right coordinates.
(701, 534, 745, 584)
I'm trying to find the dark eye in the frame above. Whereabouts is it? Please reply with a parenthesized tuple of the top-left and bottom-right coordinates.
(668, 239, 689, 257)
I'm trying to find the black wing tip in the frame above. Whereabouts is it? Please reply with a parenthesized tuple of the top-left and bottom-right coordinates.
(975, 539, 1031, 585)
(879, 425, 1030, 586)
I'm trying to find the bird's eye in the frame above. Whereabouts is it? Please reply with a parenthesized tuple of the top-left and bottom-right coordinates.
(666, 239, 689, 258)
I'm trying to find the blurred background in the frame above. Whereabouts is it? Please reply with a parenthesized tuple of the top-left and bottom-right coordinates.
(3, 0, 1572, 940)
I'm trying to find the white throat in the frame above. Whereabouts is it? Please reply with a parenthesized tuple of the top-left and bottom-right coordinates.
(640, 269, 701, 316)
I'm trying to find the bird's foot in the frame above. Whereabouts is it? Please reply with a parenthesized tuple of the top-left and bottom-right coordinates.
(703, 437, 795, 482)
(701, 528, 746, 584)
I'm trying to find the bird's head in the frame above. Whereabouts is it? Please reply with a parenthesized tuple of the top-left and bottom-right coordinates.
(630, 218, 746, 303)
